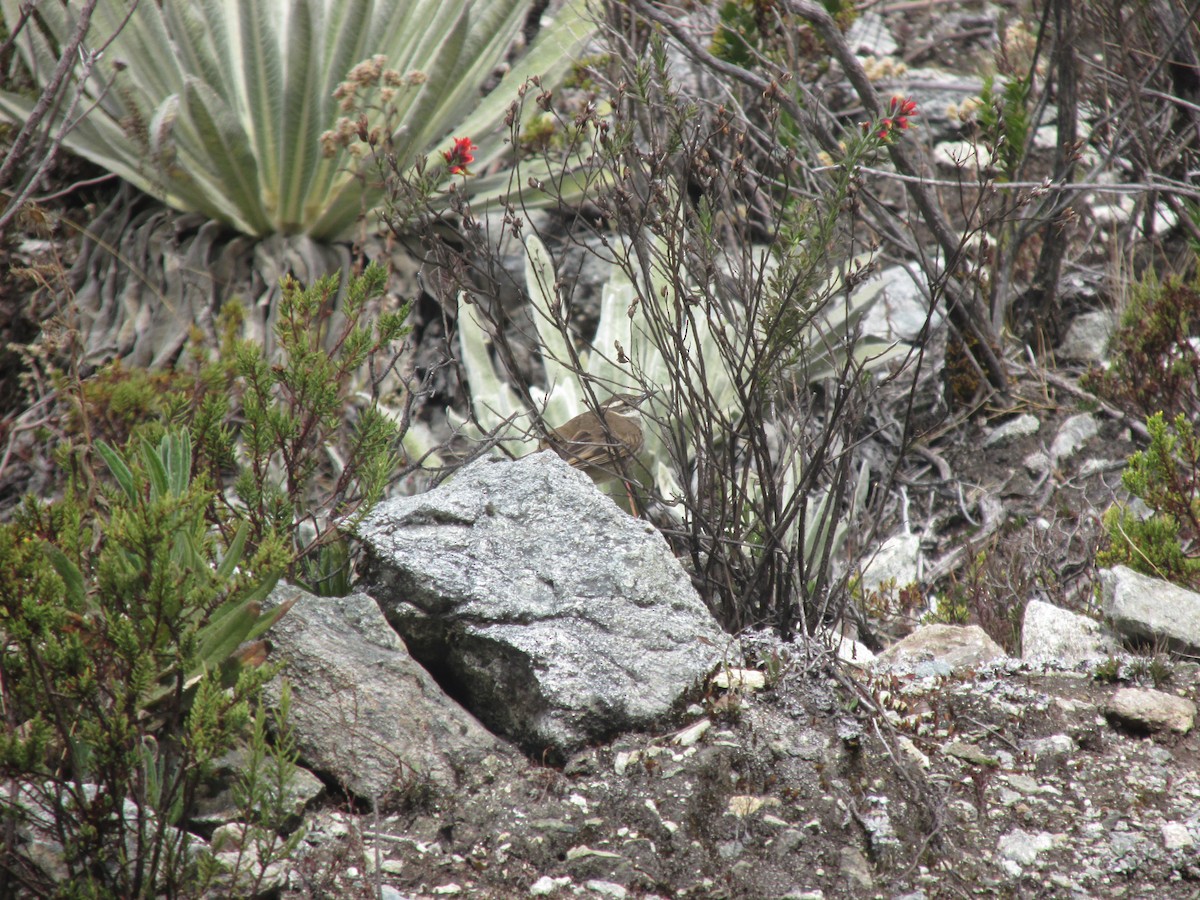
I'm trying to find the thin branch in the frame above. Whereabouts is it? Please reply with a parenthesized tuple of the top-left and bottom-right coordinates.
(0, 0, 138, 236)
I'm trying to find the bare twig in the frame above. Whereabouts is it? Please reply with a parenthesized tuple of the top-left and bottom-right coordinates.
(1012, 362, 1151, 442)
(630, 0, 1008, 393)
(0, 0, 135, 236)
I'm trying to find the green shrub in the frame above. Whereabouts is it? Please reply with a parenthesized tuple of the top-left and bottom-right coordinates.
(218, 264, 412, 580)
(1100, 411, 1200, 589)
(977, 73, 1032, 182)
(0, 429, 293, 897)
(1088, 273, 1200, 423)
(197, 683, 308, 896)
(69, 262, 413, 593)
(0, 257, 409, 892)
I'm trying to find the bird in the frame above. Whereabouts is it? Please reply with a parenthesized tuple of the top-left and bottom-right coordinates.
(539, 392, 652, 512)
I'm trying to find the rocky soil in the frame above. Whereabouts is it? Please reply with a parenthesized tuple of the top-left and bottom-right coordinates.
(278, 642, 1200, 900)
(246, 449, 1200, 900)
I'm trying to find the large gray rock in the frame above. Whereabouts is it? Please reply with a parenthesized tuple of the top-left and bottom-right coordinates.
(264, 588, 509, 799)
(359, 453, 724, 758)
(1021, 600, 1120, 665)
(1099, 566, 1200, 653)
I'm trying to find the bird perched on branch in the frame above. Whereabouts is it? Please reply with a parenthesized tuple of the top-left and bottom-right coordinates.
(539, 392, 652, 510)
(540, 392, 649, 474)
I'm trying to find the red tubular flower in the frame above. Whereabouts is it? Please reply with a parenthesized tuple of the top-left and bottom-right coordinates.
(889, 96, 918, 129)
(443, 136, 477, 175)
(878, 96, 918, 142)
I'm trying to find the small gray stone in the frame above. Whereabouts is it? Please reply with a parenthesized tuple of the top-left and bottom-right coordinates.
(840, 845, 874, 891)
(1162, 822, 1195, 851)
(998, 829, 1061, 866)
(984, 413, 1040, 447)
(1002, 774, 1045, 795)
(861, 265, 942, 341)
(1058, 310, 1118, 363)
(772, 829, 806, 858)
(1110, 831, 1146, 858)
(1049, 413, 1099, 465)
(717, 839, 744, 859)
(873, 624, 1007, 675)
(944, 741, 1001, 768)
(857, 532, 922, 595)
(585, 880, 628, 898)
(1022, 734, 1075, 759)
(1023, 450, 1052, 474)
(530, 875, 571, 896)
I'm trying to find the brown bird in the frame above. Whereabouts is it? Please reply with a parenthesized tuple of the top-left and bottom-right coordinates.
(540, 392, 650, 484)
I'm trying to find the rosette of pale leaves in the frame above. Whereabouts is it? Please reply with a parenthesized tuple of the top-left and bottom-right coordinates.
(454, 232, 725, 483)
(456, 233, 898, 547)
(0, 0, 594, 239)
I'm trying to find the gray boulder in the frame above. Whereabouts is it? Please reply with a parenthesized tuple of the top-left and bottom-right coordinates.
(1057, 310, 1117, 363)
(1099, 566, 1200, 653)
(1021, 600, 1120, 665)
(1106, 687, 1196, 734)
(264, 587, 509, 799)
(359, 452, 725, 758)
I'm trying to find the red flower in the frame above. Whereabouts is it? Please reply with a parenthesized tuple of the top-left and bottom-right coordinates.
(889, 96, 917, 130)
(877, 96, 918, 143)
(889, 96, 918, 118)
(443, 136, 477, 175)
